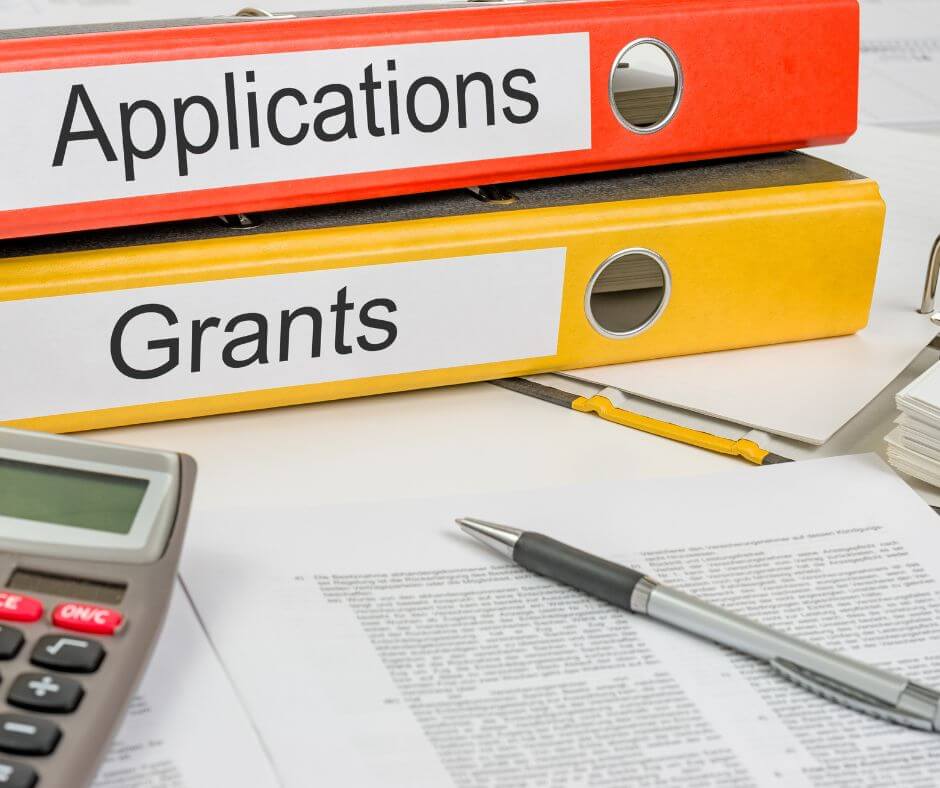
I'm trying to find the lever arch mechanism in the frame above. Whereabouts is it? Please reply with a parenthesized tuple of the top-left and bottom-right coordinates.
(919, 235, 940, 322)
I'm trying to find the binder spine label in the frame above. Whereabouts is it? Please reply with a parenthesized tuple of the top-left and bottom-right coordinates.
(0, 249, 566, 420)
(0, 33, 591, 211)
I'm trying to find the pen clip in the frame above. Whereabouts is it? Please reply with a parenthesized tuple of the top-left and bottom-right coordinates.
(770, 658, 937, 731)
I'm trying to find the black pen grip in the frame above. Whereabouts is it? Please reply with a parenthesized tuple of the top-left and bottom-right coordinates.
(514, 532, 644, 611)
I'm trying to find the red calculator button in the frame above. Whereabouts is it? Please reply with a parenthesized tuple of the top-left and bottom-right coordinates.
(0, 594, 42, 623)
(52, 603, 123, 635)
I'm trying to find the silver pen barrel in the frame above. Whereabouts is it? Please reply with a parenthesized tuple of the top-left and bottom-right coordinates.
(641, 584, 907, 704)
(458, 521, 940, 732)
(635, 581, 940, 730)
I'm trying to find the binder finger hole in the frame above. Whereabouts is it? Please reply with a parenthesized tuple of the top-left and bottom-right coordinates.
(610, 39, 682, 133)
(585, 249, 670, 338)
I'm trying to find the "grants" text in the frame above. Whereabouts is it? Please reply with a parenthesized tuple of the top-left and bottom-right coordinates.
(110, 286, 398, 380)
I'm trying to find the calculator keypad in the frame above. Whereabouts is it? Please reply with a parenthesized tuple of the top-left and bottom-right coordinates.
(31, 636, 104, 674)
(0, 628, 24, 661)
(8, 674, 83, 715)
(0, 596, 42, 625)
(0, 590, 121, 786)
(0, 715, 60, 756)
(0, 760, 38, 788)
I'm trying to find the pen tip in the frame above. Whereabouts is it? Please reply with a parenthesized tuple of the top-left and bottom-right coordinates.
(453, 518, 522, 559)
(456, 518, 485, 538)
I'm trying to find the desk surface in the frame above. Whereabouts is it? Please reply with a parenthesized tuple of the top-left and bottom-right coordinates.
(89, 335, 940, 511)
(90, 383, 738, 512)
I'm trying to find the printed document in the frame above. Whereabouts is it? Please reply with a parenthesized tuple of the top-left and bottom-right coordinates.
(181, 455, 940, 786)
(859, 0, 940, 132)
(92, 585, 278, 788)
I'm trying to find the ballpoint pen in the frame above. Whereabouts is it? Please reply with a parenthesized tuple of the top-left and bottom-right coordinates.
(456, 517, 940, 732)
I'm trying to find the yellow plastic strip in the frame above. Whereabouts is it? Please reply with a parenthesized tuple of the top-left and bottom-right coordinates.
(571, 394, 770, 465)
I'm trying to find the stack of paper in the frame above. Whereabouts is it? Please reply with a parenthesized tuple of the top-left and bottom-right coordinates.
(886, 360, 940, 485)
(178, 455, 940, 786)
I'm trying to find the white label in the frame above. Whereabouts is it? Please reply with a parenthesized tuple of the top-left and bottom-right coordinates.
(0, 33, 591, 211)
(0, 249, 566, 421)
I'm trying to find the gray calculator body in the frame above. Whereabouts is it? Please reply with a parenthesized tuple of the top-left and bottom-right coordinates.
(0, 427, 196, 788)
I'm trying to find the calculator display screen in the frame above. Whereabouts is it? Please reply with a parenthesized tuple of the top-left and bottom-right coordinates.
(0, 458, 148, 535)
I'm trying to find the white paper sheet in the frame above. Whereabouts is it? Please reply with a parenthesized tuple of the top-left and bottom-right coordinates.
(883, 358, 940, 489)
(569, 126, 940, 444)
(541, 342, 940, 508)
(859, 0, 940, 132)
(92, 584, 278, 788)
(181, 455, 940, 787)
(898, 358, 940, 417)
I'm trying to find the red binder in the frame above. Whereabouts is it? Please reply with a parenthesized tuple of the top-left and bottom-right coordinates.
(0, 0, 859, 239)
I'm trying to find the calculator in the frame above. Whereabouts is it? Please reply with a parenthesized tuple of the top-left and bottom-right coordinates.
(0, 427, 196, 788)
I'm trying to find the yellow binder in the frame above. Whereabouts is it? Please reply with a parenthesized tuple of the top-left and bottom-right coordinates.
(0, 152, 884, 433)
